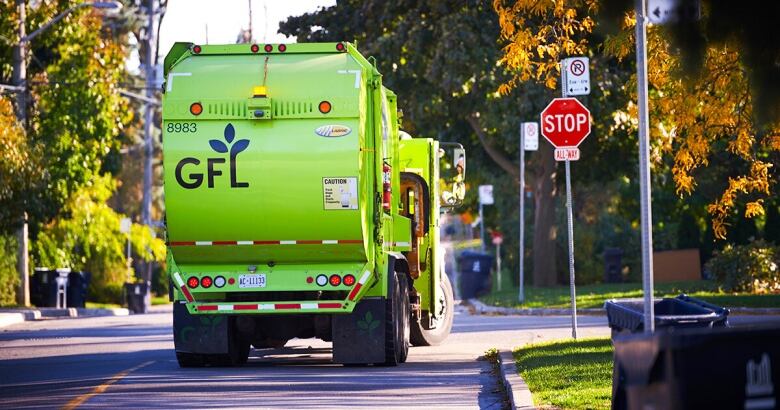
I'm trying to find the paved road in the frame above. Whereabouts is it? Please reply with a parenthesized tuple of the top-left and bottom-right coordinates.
(0, 307, 777, 409)
(0, 305, 611, 409)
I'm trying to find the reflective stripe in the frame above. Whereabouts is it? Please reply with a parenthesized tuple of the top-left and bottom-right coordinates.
(300, 303, 318, 310)
(237, 241, 253, 245)
(217, 305, 233, 311)
(195, 241, 212, 246)
(322, 240, 338, 244)
(280, 240, 296, 245)
(358, 270, 371, 284)
(259, 304, 275, 310)
(169, 239, 363, 247)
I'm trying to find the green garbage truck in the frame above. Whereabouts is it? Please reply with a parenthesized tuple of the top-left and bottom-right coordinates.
(162, 41, 466, 366)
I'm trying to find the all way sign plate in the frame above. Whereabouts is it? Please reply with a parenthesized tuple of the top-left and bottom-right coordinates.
(554, 147, 580, 161)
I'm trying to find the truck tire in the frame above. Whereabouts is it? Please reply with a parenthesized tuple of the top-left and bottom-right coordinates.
(382, 271, 410, 366)
(410, 273, 454, 346)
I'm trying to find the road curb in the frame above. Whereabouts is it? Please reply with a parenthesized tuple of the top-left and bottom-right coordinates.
(497, 350, 535, 410)
(465, 299, 780, 316)
(0, 312, 26, 328)
(466, 299, 604, 316)
(0, 307, 129, 328)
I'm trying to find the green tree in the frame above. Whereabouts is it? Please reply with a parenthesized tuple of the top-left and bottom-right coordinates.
(281, 0, 568, 285)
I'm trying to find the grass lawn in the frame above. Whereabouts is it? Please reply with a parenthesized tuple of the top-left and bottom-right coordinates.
(514, 338, 613, 410)
(85, 295, 170, 309)
(480, 278, 780, 309)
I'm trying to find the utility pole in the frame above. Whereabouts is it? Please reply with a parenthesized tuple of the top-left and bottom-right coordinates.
(12, 0, 30, 307)
(248, 0, 253, 41)
(140, 0, 157, 310)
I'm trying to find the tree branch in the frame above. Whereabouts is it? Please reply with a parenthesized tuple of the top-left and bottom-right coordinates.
(466, 115, 520, 180)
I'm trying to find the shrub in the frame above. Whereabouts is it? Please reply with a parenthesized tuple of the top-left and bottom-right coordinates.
(35, 175, 165, 305)
(0, 235, 19, 306)
(706, 240, 780, 293)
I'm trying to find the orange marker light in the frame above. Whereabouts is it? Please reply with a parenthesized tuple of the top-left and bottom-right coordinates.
(318, 101, 332, 114)
(190, 102, 203, 116)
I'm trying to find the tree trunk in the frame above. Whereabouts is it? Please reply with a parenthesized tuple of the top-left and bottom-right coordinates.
(532, 142, 558, 287)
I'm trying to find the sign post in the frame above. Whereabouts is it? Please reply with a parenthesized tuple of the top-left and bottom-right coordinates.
(519, 122, 538, 303)
(540, 81, 591, 339)
(491, 231, 504, 291)
(636, 0, 656, 333)
(478, 185, 494, 252)
(120, 217, 132, 282)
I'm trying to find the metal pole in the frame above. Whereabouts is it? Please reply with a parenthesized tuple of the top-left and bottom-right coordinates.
(565, 160, 578, 339)
(518, 124, 525, 303)
(12, 0, 30, 307)
(479, 202, 485, 252)
(635, 0, 655, 334)
(561, 64, 577, 339)
(496, 242, 502, 291)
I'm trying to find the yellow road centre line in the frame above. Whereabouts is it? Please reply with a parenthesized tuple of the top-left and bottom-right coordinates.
(61, 360, 154, 410)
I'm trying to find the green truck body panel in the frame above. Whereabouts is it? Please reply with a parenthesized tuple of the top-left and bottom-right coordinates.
(162, 42, 445, 320)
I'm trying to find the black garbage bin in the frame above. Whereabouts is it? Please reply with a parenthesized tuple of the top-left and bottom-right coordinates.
(457, 251, 493, 299)
(66, 271, 90, 308)
(604, 294, 729, 335)
(125, 281, 151, 314)
(612, 325, 780, 410)
(603, 248, 623, 283)
(31, 268, 58, 307)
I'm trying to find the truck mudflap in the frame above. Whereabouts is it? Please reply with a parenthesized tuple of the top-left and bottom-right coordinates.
(173, 302, 229, 354)
(331, 297, 386, 364)
(171, 269, 375, 315)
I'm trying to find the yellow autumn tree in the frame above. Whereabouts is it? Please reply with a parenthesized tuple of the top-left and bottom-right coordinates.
(494, 1, 779, 239)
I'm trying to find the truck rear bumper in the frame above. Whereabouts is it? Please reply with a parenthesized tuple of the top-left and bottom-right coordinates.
(171, 269, 374, 315)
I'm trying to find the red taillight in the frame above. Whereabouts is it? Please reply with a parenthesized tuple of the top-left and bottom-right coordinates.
(192, 45, 202, 54)
(329, 274, 342, 286)
(318, 101, 332, 114)
(187, 277, 199, 288)
(264, 44, 273, 52)
(278, 44, 287, 52)
(189, 102, 203, 116)
(200, 276, 213, 288)
(250, 44, 259, 53)
(336, 42, 345, 52)
(343, 274, 356, 286)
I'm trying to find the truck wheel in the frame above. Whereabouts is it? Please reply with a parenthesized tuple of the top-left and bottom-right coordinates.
(382, 271, 410, 366)
(410, 273, 454, 346)
(176, 352, 205, 368)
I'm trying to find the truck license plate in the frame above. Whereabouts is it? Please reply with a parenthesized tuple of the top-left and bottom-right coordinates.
(238, 274, 266, 289)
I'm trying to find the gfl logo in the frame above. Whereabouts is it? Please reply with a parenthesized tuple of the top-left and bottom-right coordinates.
(175, 123, 250, 189)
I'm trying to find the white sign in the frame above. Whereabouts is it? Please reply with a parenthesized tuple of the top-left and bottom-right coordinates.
(562, 57, 590, 96)
(647, 0, 700, 24)
(323, 177, 358, 210)
(521, 122, 539, 151)
(119, 217, 132, 234)
(478, 185, 494, 205)
(554, 147, 580, 162)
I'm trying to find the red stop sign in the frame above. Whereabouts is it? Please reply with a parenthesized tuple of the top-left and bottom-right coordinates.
(540, 98, 591, 148)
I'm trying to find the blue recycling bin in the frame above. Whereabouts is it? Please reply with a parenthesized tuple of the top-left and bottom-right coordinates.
(457, 251, 493, 299)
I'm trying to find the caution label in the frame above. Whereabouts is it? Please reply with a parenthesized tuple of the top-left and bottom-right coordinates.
(323, 177, 358, 210)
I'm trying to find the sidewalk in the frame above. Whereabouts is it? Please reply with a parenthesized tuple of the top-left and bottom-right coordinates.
(465, 299, 780, 316)
(0, 306, 130, 328)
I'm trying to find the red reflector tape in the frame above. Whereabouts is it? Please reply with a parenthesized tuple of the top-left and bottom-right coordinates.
(180, 286, 194, 303)
(235, 304, 257, 310)
(275, 303, 301, 310)
(319, 303, 342, 309)
(347, 283, 363, 301)
(197, 304, 217, 311)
